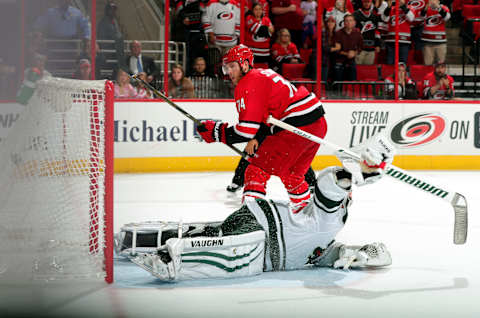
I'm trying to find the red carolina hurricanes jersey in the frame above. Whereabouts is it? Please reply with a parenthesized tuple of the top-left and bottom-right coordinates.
(231, 68, 324, 140)
(245, 15, 272, 57)
(382, 5, 414, 44)
(421, 5, 450, 43)
(423, 72, 455, 99)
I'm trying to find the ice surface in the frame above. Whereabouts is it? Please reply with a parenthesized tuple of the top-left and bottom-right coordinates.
(1, 170, 479, 318)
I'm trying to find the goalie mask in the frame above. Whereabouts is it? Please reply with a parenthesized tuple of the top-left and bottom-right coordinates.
(222, 44, 254, 75)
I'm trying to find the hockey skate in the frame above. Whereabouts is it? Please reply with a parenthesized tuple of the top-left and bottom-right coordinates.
(226, 182, 242, 193)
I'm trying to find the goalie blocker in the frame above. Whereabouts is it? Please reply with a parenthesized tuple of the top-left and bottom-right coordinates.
(118, 165, 393, 281)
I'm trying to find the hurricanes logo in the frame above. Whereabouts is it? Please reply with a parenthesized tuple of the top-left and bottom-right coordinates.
(361, 21, 376, 33)
(426, 15, 442, 26)
(390, 113, 446, 148)
(408, 0, 425, 10)
(217, 11, 234, 20)
(390, 14, 407, 26)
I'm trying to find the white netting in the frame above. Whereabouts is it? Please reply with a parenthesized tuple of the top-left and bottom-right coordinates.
(0, 77, 111, 283)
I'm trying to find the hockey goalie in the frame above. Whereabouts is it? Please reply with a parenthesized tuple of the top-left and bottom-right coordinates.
(115, 135, 395, 281)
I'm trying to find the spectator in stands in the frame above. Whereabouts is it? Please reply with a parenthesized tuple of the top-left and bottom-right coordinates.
(384, 62, 417, 99)
(332, 14, 363, 81)
(97, 1, 125, 68)
(420, 0, 450, 65)
(325, 0, 352, 31)
(114, 68, 137, 99)
(244, 0, 270, 17)
(16, 54, 51, 105)
(135, 72, 154, 99)
(271, 28, 303, 74)
(125, 40, 158, 83)
(245, 2, 274, 65)
(33, 0, 90, 40)
(169, 64, 195, 99)
(77, 41, 107, 80)
(300, 0, 317, 49)
(381, 0, 414, 64)
(26, 31, 47, 68)
(202, 0, 240, 76)
(322, 0, 355, 13)
(203, 0, 240, 53)
(354, 0, 381, 65)
(271, 0, 305, 49)
(305, 16, 337, 82)
(408, 0, 426, 64)
(176, 0, 208, 76)
(422, 61, 454, 100)
(315, 16, 338, 82)
(375, 0, 389, 63)
(190, 57, 215, 78)
(73, 59, 91, 80)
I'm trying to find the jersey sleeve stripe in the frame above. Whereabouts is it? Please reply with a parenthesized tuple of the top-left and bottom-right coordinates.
(280, 100, 323, 121)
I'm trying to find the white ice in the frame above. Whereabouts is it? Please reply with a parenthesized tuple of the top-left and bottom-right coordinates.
(1, 170, 479, 318)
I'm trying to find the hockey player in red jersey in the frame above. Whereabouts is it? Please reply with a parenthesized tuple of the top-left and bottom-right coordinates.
(197, 45, 327, 213)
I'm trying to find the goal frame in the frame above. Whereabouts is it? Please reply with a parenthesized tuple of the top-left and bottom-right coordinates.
(103, 80, 114, 283)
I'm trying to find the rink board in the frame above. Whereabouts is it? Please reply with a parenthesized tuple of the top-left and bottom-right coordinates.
(2, 100, 480, 172)
(112, 100, 480, 172)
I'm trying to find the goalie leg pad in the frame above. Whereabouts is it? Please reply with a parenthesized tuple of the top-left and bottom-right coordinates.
(131, 230, 266, 281)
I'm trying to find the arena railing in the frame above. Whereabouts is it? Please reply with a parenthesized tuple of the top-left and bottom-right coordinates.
(43, 39, 186, 79)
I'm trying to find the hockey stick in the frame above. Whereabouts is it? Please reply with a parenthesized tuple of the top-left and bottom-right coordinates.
(266, 115, 468, 245)
(130, 74, 246, 158)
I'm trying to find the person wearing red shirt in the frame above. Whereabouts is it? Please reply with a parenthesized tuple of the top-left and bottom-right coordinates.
(422, 61, 454, 99)
(420, 0, 450, 65)
(270, 28, 302, 73)
(197, 45, 327, 213)
(245, 2, 274, 64)
(271, 0, 305, 49)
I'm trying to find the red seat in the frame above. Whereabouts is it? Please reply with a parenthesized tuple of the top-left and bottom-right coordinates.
(409, 65, 434, 82)
(282, 63, 307, 80)
(463, 5, 480, 22)
(253, 62, 269, 69)
(473, 21, 480, 40)
(380, 64, 395, 80)
(299, 48, 313, 64)
(356, 65, 379, 81)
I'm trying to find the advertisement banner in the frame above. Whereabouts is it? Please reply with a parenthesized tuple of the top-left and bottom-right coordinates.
(0, 103, 24, 144)
(114, 101, 480, 157)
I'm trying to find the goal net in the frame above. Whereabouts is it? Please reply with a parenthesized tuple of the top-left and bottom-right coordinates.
(0, 77, 114, 284)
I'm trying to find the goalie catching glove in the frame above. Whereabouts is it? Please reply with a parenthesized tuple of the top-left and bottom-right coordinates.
(197, 120, 228, 144)
(336, 134, 395, 186)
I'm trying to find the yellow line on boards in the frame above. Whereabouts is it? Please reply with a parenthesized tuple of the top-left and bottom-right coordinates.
(114, 156, 480, 173)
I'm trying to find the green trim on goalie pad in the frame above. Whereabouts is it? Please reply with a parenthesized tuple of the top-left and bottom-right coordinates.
(182, 244, 261, 261)
(256, 199, 281, 271)
(221, 205, 263, 236)
(182, 247, 263, 273)
(314, 184, 343, 211)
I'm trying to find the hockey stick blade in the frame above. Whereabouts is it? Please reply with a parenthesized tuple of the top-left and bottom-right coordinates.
(267, 116, 468, 245)
(129, 74, 246, 159)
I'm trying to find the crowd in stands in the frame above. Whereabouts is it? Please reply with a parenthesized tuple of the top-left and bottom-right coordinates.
(18, 0, 465, 102)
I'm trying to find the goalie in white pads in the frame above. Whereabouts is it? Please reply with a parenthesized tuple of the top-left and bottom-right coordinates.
(118, 135, 395, 281)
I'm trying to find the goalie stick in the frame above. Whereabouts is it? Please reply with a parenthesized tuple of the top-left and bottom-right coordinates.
(266, 115, 468, 245)
(130, 74, 246, 159)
